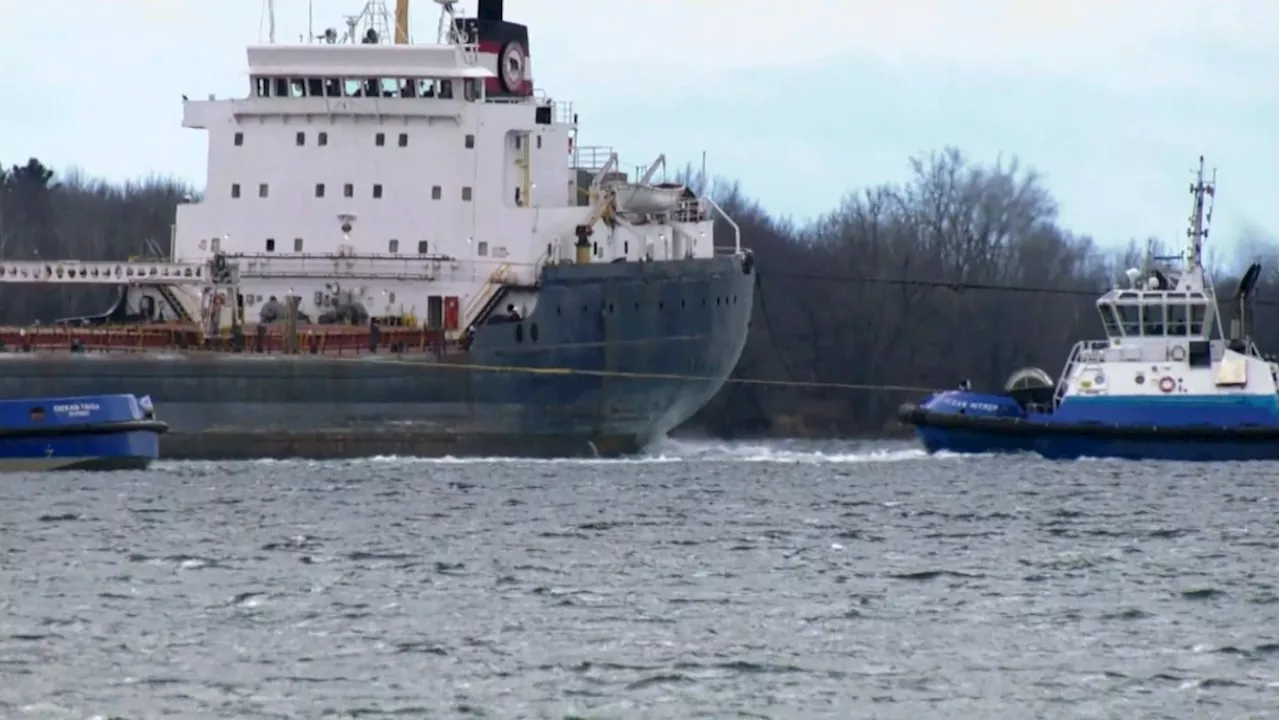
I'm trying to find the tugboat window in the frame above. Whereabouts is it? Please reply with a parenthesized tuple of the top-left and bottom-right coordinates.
(1189, 303, 1208, 335)
(1097, 303, 1121, 337)
(1141, 303, 1165, 336)
(1167, 303, 1188, 335)
(1116, 305, 1140, 336)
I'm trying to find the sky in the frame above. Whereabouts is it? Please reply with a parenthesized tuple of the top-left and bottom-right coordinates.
(3, 0, 1277, 262)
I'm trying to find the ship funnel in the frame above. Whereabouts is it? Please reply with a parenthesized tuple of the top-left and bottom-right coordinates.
(478, 0, 503, 21)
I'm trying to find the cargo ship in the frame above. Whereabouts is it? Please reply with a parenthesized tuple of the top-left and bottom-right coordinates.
(0, 0, 756, 459)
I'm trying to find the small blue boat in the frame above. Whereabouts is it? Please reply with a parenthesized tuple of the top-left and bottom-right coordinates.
(898, 157, 1279, 462)
(0, 394, 169, 472)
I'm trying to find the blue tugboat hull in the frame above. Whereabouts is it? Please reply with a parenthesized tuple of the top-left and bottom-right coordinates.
(900, 391, 1279, 463)
(0, 395, 168, 472)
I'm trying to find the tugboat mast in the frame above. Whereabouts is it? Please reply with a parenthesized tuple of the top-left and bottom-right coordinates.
(1185, 155, 1217, 286)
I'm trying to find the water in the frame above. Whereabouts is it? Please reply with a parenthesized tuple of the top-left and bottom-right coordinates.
(1, 440, 1276, 719)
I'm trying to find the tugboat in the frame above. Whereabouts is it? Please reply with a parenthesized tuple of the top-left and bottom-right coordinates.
(0, 394, 168, 472)
(898, 157, 1279, 462)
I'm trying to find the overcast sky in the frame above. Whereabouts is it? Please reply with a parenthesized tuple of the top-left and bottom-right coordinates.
(3, 0, 1276, 260)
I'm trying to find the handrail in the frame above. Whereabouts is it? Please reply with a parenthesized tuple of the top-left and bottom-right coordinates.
(462, 261, 511, 324)
(699, 194, 741, 254)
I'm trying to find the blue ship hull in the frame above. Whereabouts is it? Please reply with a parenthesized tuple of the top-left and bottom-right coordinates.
(0, 255, 755, 460)
(0, 395, 168, 472)
(900, 391, 1279, 463)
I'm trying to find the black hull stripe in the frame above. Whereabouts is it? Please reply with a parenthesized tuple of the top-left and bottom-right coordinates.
(0, 420, 170, 440)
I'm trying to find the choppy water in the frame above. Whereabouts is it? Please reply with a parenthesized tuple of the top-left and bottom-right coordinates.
(0, 439, 1276, 719)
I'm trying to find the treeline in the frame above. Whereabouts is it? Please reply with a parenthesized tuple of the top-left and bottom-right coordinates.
(685, 149, 1279, 437)
(1, 151, 1277, 437)
(0, 159, 196, 323)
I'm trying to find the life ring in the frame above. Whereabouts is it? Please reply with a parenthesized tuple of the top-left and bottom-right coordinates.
(1157, 376, 1176, 393)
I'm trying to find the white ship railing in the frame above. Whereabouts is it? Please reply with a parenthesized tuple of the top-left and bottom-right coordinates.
(700, 195, 741, 255)
(0, 260, 207, 285)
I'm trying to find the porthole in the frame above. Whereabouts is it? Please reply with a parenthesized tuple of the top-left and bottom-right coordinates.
(530, 323, 539, 343)
(515, 324, 524, 343)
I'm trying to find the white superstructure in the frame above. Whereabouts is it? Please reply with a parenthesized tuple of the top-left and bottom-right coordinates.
(1, 0, 740, 338)
(1052, 156, 1279, 404)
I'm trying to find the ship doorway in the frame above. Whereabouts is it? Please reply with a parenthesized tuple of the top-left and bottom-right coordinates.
(427, 295, 443, 329)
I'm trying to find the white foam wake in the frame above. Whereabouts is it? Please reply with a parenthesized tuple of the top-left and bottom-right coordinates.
(159, 436, 975, 467)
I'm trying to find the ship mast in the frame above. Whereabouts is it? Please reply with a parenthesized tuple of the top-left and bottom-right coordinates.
(395, 0, 410, 44)
(1185, 155, 1216, 283)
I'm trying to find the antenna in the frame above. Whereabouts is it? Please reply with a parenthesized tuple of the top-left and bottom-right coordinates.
(267, 0, 277, 43)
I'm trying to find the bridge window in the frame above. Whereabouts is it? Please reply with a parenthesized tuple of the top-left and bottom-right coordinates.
(1097, 303, 1121, 336)
(398, 133, 408, 147)
(1189, 303, 1209, 336)
(315, 183, 325, 198)
(372, 184, 383, 199)
(318, 132, 329, 146)
(1117, 304, 1140, 336)
(477, 241, 489, 256)
(343, 183, 354, 198)
(388, 239, 399, 253)
(1141, 303, 1165, 336)
(462, 186, 473, 201)
(234, 132, 244, 146)
(417, 241, 428, 254)
(254, 77, 269, 97)
(265, 238, 276, 252)
(258, 183, 269, 198)
(431, 186, 442, 200)
(231, 183, 241, 199)
(293, 237, 303, 252)
(295, 131, 305, 146)
(1167, 303, 1188, 335)
(465, 134, 475, 149)
(375, 132, 386, 147)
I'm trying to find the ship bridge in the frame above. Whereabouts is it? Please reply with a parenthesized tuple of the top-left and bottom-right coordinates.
(1095, 288, 1215, 341)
